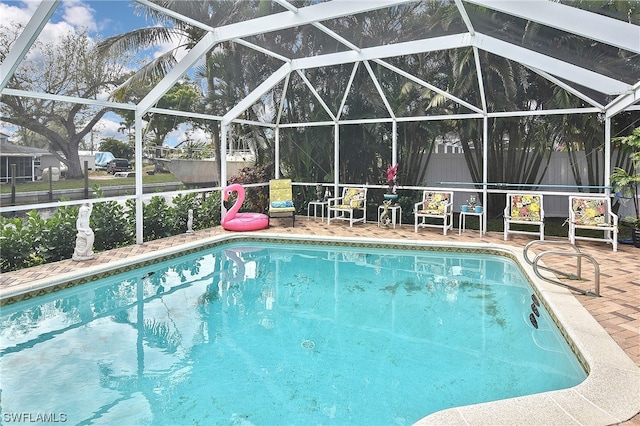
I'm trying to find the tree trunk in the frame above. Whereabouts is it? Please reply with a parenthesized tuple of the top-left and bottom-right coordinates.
(63, 149, 84, 179)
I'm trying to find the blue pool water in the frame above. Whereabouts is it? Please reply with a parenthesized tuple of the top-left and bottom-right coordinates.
(0, 241, 586, 425)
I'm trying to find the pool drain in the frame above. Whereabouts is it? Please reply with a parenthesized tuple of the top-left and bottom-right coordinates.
(531, 293, 540, 307)
(531, 303, 540, 317)
(529, 313, 539, 329)
(301, 339, 315, 349)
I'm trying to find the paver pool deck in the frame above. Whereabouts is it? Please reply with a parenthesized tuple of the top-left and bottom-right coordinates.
(1, 218, 639, 425)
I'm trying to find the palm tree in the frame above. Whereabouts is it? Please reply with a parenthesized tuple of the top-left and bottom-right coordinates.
(98, 1, 259, 178)
(524, 0, 640, 195)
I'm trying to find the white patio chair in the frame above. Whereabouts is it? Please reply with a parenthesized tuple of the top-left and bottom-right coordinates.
(504, 193, 545, 241)
(568, 195, 618, 252)
(414, 190, 453, 235)
(327, 187, 367, 227)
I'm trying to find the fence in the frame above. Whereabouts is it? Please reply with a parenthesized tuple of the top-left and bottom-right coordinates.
(424, 152, 633, 218)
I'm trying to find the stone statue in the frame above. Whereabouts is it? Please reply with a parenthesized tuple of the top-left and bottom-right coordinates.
(379, 199, 392, 227)
(186, 209, 194, 234)
(72, 203, 94, 261)
(316, 184, 324, 202)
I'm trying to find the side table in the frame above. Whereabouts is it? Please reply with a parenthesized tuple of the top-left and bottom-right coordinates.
(458, 210, 485, 236)
(378, 204, 402, 228)
(307, 200, 328, 222)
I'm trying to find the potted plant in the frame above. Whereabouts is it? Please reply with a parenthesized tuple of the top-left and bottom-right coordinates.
(383, 163, 399, 202)
(611, 127, 640, 247)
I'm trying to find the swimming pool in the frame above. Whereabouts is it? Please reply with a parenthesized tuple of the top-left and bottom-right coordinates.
(0, 239, 587, 425)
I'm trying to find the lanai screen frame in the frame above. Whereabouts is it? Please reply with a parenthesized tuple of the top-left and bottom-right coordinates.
(1, 0, 639, 244)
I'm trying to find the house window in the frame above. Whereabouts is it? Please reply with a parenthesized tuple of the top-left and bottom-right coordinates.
(0, 157, 34, 182)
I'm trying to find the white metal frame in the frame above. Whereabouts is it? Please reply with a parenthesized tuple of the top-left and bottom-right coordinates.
(1, 0, 638, 243)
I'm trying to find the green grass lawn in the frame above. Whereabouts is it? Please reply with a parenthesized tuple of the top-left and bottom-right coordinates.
(1, 170, 181, 194)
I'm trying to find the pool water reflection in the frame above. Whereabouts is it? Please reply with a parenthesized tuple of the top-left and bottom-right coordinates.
(0, 242, 586, 425)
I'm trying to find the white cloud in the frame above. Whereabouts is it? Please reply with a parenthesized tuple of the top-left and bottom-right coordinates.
(96, 115, 127, 140)
(175, 126, 208, 144)
(62, 2, 97, 32)
(38, 20, 80, 44)
(0, 1, 39, 26)
(1, 1, 98, 34)
(1, 1, 197, 147)
(1, 1, 97, 56)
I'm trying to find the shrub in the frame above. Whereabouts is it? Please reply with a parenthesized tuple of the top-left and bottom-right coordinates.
(171, 192, 201, 234)
(91, 188, 134, 251)
(198, 191, 222, 229)
(228, 163, 271, 212)
(1, 189, 224, 272)
(0, 211, 47, 272)
(142, 195, 174, 242)
(42, 204, 79, 263)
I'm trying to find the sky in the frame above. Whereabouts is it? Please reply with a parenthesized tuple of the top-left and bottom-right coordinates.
(0, 0, 198, 149)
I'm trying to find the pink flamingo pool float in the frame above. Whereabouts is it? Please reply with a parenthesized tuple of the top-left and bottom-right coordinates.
(221, 183, 269, 231)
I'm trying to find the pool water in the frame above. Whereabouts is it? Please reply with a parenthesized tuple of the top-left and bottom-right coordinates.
(0, 242, 586, 425)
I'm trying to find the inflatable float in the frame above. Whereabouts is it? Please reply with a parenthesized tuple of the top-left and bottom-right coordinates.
(221, 183, 269, 231)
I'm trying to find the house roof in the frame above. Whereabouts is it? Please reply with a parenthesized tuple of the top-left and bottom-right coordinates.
(1, 140, 51, 157)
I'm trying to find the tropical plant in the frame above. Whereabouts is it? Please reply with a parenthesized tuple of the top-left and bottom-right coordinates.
(611, 127, 640, 227)
(42, 204, 79, 263)
(385, 163, 398, 194)
(171, 192, 202, 234)
(98, 137, 134, 160)
(91, 187, 135, 251)
(227, 163, 272, 213)
(141, 196, 175, 242)
(198, 191, 222, 229)
(0, 212, 47, 272)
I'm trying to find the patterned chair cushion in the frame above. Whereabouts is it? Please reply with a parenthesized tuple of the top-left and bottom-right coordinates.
(271, 200, 294, 209)
(270, 179, 290, 190)
(572, 198, 606, 226)
(338, 188, 365, 209)
(510, 195, 542, 222)
(269, 179, 295, 212)
(419, 192, 450, 215)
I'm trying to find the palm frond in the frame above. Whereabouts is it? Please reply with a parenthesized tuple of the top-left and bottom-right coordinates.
(96, 27, 181, 56)
(112, 52, 179, 101)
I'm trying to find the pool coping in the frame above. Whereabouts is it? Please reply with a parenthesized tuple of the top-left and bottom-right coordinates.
(1, 232, 639, 425)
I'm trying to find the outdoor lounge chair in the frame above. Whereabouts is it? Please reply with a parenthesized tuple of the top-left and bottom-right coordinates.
(414, 190, 453, 235)
(268, 179, 295, 227)
(568, 195, 618, 252)
(327, 187, 367, 227)
(504, 193, 545, 241)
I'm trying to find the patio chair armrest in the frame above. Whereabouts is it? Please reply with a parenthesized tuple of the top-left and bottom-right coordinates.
(328, 196, 342, 207)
